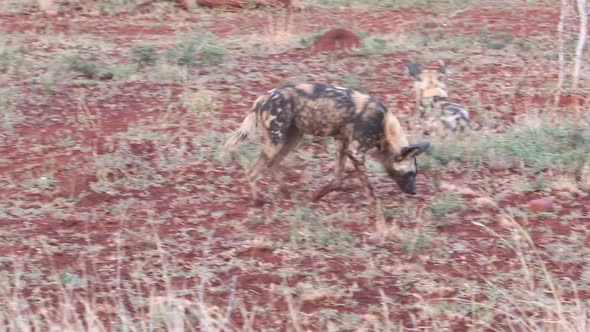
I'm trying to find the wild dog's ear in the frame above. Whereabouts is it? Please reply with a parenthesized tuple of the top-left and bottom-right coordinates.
(400, 141, 431, 159)
(407, 61, 422, 81)
(438, 60, 448, 76)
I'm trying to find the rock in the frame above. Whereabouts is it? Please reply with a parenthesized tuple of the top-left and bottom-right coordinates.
(311, 28, 360, 53)
(528, 198, 554, 213)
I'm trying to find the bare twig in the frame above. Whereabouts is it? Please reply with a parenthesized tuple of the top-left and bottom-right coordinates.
(571, 0, 588, 118)
(554, 0, 569, 107)
(445, 0, 484, 20)
(196, 0, 291, 9)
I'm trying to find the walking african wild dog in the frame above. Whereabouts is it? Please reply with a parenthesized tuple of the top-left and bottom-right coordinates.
(407, 60, 471, 136)
(221, 83, 431, 219)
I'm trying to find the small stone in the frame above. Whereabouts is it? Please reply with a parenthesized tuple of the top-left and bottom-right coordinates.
(528, 198, 554, 213)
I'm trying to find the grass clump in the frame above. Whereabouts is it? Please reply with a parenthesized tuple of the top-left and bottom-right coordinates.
(0, 87, 21, 132)
(299, 30, 326, 47)
(166, 31, 225, 67)
(479, 29, 515, 50)
(356, 37, 392, 56)
(0, 44, 28, 73)
(426, 114, 590, 174)
(428, 191, 464, 220)
(339, 72, 368, 92)
(60, 52, 116, 80)
(131, 43, 159, 67)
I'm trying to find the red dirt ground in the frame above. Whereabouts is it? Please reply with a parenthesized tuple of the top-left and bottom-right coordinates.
(1, 3, 588, 331)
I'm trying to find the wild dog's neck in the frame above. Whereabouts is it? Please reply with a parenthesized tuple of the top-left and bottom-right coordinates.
(381, 111, 409, 158)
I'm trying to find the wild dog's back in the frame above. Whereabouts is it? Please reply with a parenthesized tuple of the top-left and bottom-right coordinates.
(258, 83, 389, 148)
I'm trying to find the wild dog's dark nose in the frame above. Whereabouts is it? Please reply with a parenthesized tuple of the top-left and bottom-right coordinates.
(406, 183, 417, 195)
(403, 186, 416, 195)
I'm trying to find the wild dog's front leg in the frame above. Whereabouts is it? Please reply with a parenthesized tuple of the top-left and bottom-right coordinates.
(346, 152, 376, 205)
(311, 139, 346, 202)
(346, 147, 385, 222)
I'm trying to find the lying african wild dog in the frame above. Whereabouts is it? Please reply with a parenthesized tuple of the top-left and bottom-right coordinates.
(407, 60, 471, 135)
(221, 83, 431, 213)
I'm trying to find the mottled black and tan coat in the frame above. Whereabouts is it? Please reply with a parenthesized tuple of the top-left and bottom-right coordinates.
(407, 61, 471, 136)
(222, 83, 430, 216)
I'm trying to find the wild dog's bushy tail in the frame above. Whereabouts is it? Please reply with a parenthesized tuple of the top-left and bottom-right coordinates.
(220, 95, 265, 156)
(221, 112, 257, 155)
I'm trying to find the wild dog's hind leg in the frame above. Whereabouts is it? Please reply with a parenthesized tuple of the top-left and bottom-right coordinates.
(267, 127, 303, 198)
(246, 139, 285, 206)
(311, 139, 347, 202)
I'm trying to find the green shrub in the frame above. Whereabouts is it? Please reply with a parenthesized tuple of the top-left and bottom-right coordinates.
(479, 29, 514, 50)
(131, 43, 159, 67)
(167, 31, 224, 67)
(62, 53, 115, 80)
(340, 72, 368, 92)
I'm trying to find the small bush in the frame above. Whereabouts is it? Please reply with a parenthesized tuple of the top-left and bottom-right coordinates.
(0, 45, 28, 73)
(340, 72, 368, 92)
(479, 29, 514, 50)
(131, 43, 159, 67)
(0, 88, 21, 132)
(299, 30, 326, 47)
(428, 192, 464, 219)
(61, 53, 115, 80)
(167, 31, 225, 67)
(356, 37, 391, 56)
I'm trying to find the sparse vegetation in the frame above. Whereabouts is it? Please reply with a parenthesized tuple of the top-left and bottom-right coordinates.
(131, 43, 159, 67)
(1, 0, 589, 331)
(479, 29, 515, 50)
(356, 36, 392, 56)
(166, 31, 225, 67)
(340, 71, 368, 92)
(60, 52, 116, 80)
(425, 113, 590, 175)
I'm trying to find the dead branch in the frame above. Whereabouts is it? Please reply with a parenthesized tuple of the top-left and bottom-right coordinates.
(195, 0, 291, 9)
(554, 0, 568, 107)
(571, 0, 588, 94)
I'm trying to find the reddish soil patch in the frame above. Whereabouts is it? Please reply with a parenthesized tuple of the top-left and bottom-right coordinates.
(445, 7, 559, 37)
(1, 4, 588, 331)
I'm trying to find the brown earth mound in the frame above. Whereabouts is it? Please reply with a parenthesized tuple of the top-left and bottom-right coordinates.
(311, 28, 360, 52)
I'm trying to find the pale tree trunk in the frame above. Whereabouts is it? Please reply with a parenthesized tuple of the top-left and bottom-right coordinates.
(571, 0, 588, 118)
(554, 0, 568, 107)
